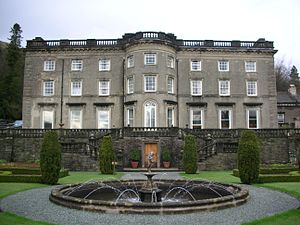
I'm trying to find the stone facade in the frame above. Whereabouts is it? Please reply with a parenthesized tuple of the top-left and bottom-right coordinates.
(23, 32, 277, 129)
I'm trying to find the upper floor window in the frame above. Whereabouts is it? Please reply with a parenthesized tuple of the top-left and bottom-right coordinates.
(167, 77, 174, 94)
(99, 80, 110, 96)
(71, 80, 82, 96)
(219, 80, 230, 96)
(247, 109, 259, 129)
(144, 75, 156, 92)
(70, 109, 82, 129)
(245, 61, 256, 72)
(191, 80, 202, 96)
(190, 109, 203, 129)
(190, 60, 201, 71)
(71, 60, 83, 71)
(247, 81, 257, 96)
(43, 80, 54, 96)
(44, 60, 55, 71)
(127, 55, 134, 68)
(127, 77, 134, 94)
(219, 109, 232, 129)
(167, 56, 175, 68)
(144, 53, 156, 65)
(99, 59, 111, 71)
(218, 60, 229, 72)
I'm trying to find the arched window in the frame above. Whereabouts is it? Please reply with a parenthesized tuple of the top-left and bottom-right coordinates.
(144, 101, 156, 127)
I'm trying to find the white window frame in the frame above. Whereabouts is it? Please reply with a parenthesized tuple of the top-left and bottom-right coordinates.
(218, 60, 229, 72)
(190, 108, 204, 129)
(190, 60, 201, 71)
(71, 59, 83, 71)
(144, 101, 156, 127)
(144, 53, 156, 65)
(97, 109, 110, 129)
(70, 109, 82, 129)
(167, 56, 175, 68)
(277, 113, 285, 124)
(219, 109, 232, 129)
(127, 55, 134, 68)
(42, 111, 54, 129)
(43, 80, 54, 96)
(127, 108, 134, 127)
(71, 80, 82, 96)
(127, 77, 134, 94)
(190, 80, 202, 96)
(245, 61, 256, 72)
(144, 75, 156, 92)
(167, 107, 175, 127)
(44, 60, 55, 71)
(246, 80, 257, 96)
(219, 80, 230, 96)
(247, 108, 260, 129)
(167, 77, 174, 94)
(99, 59, 111, 71)
(99, 80, 110, 96)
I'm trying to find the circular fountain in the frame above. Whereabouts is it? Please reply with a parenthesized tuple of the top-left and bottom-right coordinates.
(50, 173, 249, 214)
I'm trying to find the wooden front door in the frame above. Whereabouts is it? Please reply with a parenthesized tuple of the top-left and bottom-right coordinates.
(144, 143, 158, 168)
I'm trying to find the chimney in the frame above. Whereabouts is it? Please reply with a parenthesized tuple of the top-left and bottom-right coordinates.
(288, 84, 297, 96)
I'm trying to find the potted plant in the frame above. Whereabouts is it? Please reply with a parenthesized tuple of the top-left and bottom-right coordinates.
(130, 149, 141, 168)
(162, 148, 171, 168)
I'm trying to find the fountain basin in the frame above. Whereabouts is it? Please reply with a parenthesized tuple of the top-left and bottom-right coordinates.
(50, 180, 249, 214)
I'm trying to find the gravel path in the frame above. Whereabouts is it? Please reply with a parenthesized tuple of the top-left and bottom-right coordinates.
(1, 172, 299, 225)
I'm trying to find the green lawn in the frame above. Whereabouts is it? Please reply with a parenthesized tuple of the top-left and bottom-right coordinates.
(0, 183, 47, 199)
(0, 212, 55, 225)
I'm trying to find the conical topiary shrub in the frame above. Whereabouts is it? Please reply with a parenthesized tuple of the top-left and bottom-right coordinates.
(238, 130, 260, 184)
(183, 134, 198, 174)
(40, 131, 62, 185)
(99, 135, 115, 174)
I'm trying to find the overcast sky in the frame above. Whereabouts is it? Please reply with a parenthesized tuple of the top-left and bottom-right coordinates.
(1, 0, 299, 70)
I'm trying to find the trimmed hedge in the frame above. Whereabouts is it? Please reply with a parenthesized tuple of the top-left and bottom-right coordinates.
(257, 174, 300, 183)
(237, 130, 260, 184)
(183, 134, 198, 174)
(260, 167, 299, 174)
(0, 168, 41, 175)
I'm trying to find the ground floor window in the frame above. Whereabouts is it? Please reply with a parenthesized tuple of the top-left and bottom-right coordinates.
(277, 113, 285, 124)
(190, 109, 203, 129)
(70, 109, 82, 129)
(167, 107, 175, 127)
(42, 111, 54, 129)
(98, 109, 110, 129)
(247, 108, 259, 129)
(127, 108, 134, 127)
(144, 101, 156, 127)
(219, 109, 232, 129)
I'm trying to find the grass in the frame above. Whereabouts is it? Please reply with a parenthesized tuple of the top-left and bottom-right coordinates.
(0, 183, 47, 199)
(0, 212, 55, 225)
(255, 182, 300, 199)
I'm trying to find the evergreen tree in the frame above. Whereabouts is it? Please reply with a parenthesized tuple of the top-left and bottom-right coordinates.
(99, 135, 115, 174)
(290, 65, 299, 84)
(183, 134, 198, 174)
(0, 23, 24, 121)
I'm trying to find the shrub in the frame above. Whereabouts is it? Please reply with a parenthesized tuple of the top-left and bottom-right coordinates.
(130, 149, 141, 162)
(99, 135, 115, 174)
(238, 130, 260, 184)
(40, 131, 62, 185)
(162, 148, 171, 162)
(183, 134, 198, 174)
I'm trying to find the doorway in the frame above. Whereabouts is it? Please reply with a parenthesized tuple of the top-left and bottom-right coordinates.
(144, 143, 158, 168)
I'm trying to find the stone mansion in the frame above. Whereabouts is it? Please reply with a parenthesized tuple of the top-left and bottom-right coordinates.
(23, 32, 278, 129)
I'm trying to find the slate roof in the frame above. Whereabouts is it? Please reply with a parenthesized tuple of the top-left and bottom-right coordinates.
(277, 91, 300, 105)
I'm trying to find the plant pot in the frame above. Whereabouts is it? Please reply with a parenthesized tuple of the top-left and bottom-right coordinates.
(163, 161, 171, 168)
(131, 161, 139, 168)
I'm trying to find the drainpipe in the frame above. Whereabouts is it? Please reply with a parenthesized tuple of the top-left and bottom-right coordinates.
(59, 59, 64, 128)
(122, 58, 125, 129)
(176, 59, 179, 128)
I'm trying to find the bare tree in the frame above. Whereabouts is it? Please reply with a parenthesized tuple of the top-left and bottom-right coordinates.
(275, 58, 291, 91)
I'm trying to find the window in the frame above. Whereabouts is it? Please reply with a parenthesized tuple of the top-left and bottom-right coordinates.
(144, 75, 156, 92)
(190, 109, 203, 129)
(127, 55, 134, 68)
(44, 60, 55, 71)
(43, 81, 54, 96)
(70, 109, 82, 129)
(71, 80, 82, 96)
(42, 111, 54, 129)
(167, 56, 174, 68)
(144, 53, 156, 65)
(247, 109, 259, 129)
(218, 60, 229, 71)
(167, 108, 175, 127)
(99, 59, 110, 71)
(191, 80, 202, 96)
(219, 80, 230, 96)
(127, 108, 134, 127)
(278, 113, 285, 124)
(190, 60, 201, 71)
(247, 81, 257, 96)
(219, 109, 232, 129)
(144, 101, 156, 127)
(71, 60, 83, 71)
(98, 109, 110, 129)
(127, 77, 134, 94)
(245, 61, 256, 72)
(167, 77, 174, 94)
(99, 80, 110, 96)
